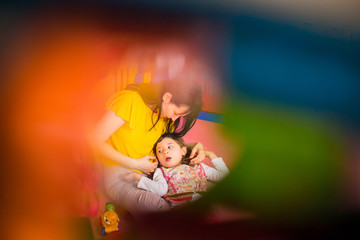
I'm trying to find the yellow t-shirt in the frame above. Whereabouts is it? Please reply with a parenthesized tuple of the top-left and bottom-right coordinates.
(104, 90, 166, 169)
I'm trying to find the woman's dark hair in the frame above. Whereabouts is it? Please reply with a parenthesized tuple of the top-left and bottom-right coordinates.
(125, 78, 203, 137)
(152, 133, 191, 165)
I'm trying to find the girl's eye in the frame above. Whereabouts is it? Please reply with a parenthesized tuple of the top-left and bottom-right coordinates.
(168, 145, 173, 149)
(158, 149, 163, 153)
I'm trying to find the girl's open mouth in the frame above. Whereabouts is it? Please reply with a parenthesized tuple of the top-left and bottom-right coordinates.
(166, 157, 171, 162)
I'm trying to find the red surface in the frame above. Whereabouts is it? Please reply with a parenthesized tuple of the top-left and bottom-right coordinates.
(183, 119, 239, 168)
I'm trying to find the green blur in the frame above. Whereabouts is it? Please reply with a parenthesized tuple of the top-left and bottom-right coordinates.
(196, 96, 344, 223)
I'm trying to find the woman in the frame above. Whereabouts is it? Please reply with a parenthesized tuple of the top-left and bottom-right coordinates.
(91, 78, 205, 213)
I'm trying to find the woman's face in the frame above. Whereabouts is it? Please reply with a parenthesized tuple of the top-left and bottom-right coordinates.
(155, 137, 186, 168)
(161, 92, 190, 121)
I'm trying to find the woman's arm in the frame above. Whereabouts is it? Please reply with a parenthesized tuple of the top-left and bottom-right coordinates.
(89, 110, 158, 174)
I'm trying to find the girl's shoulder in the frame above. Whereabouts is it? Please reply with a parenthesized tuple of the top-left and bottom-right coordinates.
(161, 164, 200, 173)
(185, 163, 201, 169)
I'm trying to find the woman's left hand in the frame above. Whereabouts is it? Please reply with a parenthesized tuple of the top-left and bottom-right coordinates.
(189, 142, 206, 164)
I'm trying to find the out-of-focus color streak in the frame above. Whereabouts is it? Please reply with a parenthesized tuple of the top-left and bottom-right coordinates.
(2, 15, 126, 240)
(219, 97, 343, 221)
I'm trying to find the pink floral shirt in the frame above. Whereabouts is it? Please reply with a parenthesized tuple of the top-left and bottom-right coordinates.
(160, 164, 208, 196)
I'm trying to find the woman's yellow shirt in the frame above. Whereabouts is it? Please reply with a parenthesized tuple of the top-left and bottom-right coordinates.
(104, 90, 166, 168)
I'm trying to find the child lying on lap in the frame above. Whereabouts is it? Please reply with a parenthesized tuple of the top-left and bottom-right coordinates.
(125, 133, 229, 207)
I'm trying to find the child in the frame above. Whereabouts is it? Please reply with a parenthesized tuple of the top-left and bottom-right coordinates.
(124, 133, 229, 207)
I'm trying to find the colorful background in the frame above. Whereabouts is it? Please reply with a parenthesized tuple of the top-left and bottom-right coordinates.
(1, 1, 360, 239)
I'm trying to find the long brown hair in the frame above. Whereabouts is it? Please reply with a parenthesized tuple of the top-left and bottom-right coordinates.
(126, 79, 203, 137)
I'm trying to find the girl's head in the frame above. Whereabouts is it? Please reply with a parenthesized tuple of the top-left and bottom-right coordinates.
(126, 78, 203, 136)
(152, 133, 190, 168)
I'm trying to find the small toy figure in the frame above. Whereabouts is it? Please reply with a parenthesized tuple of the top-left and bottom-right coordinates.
(100, 203, 121, 235)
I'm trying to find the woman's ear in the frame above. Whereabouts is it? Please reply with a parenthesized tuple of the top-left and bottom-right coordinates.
(162, 92, 172, 103)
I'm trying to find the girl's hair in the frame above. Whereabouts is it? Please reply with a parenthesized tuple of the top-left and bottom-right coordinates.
(152, 133, 191, 165)
(125, 79, 203, 137)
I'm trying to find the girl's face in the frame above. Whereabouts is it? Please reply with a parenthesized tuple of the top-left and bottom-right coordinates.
(155, 137, 187, 168)
(161, 92, 190, 121)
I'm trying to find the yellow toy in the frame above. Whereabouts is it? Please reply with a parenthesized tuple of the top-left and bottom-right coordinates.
(100, 203, 121, 235)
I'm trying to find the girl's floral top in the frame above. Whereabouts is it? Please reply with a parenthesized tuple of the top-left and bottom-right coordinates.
(160, 164, 207, 196)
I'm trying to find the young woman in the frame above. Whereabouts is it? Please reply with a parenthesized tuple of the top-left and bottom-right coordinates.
(90, 78, 205, 213)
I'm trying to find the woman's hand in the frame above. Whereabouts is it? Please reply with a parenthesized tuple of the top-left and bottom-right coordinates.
(188, 142, 206, 164)
(133, 155, 158, 175)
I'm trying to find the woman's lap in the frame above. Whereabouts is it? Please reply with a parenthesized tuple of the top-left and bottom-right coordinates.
(104, 166, 170, 214)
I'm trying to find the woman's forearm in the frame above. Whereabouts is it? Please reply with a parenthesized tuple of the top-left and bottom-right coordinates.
(89, 110, 137, 168)
(92, 141, 136, 169)
(89, 110, 157, 174)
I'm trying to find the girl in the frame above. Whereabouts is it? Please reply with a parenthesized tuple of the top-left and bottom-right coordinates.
(125, 133, 229, 207)
(91, 79, 206, 213)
